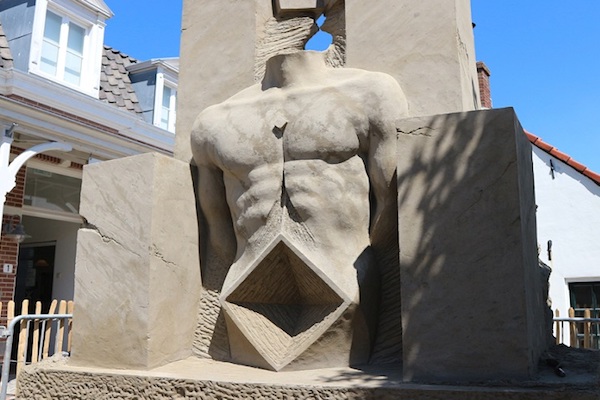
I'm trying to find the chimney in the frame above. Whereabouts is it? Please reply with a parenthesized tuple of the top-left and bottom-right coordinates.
(477, 61, 492, 109)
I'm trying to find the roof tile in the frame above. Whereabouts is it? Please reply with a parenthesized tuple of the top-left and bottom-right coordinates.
(124, 99, 136, 110)
(583, 170, 600, 183)
(551, 149, 570, 163)
(129, 91, 139, 103)
(566, 159, 586, 173)
(104, 91, 116, 103)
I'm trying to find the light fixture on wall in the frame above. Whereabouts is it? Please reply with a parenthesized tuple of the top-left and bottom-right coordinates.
(1, 221, 31, 243)
(34, 259, 50, 268)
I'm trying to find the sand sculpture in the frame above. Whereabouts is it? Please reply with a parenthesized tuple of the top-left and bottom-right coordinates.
(191, 50, 407, 370)
(16, 1, 587, 399)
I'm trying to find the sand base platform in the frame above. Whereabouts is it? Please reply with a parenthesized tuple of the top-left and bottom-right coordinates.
(17, 351, 599, 400)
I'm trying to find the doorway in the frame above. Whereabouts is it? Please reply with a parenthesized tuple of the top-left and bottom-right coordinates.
(15, 242, 56, 313)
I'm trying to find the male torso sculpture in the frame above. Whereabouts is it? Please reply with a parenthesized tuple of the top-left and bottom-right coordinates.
(192, 51, 407, 371)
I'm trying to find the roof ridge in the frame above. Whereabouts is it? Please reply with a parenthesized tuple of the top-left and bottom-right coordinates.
(103, 45, 138, 64)
(525, 130, 600, 185)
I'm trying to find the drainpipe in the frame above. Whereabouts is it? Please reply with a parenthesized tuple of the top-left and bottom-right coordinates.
(1, 123, 72, 235)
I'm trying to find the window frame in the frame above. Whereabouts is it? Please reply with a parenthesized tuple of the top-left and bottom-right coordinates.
(568, 280, 600, 348)
(29, 0, 107, 98)
(39, 10, 87, 86)
(18, 159, 83, 224)
(569, 281, 600, 317)
(153, 69, 178, 133)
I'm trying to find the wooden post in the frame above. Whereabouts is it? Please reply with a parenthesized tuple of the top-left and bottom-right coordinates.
(31, 301, 42, 364)
(7, 301, 14, 325)
(554, 309, 561, 345)
(583, 308, 591, 349)
(42, 300, 57, 359)
(55, 300, 67, 354)
(4, 299, 74, 368)
(569, 307, 578, 348)
(16, 299, 29, 377)
(67, 301, 74, 353)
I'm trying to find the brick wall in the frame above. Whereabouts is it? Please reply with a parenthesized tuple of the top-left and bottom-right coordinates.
(5, 163, 25, 208)
(0, 215, 19, 306)
(477, 61, 492, 109)
(1, 148, 26, 324)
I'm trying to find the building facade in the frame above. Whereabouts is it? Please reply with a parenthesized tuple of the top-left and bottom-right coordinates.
(0, 0, 178, 317)
(527, 133, 600, 346)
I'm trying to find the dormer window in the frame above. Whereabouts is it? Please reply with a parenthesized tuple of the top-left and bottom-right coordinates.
(41, 10, 86, 85)
(29, 0, 112, 97)
(128, 59, 179, 134)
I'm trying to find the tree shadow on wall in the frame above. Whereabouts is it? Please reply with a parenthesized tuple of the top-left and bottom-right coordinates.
(320, 108, 549, 389)
(395, 108, 548, 382)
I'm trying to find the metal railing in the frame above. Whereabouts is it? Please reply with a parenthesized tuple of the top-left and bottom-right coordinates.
(553, 316, 600, 350)
(0, 313, 73, 400)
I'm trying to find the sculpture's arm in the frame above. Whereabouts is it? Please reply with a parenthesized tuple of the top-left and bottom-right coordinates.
(367, 74, 408, 238)
(196, 164, 236, 267)
(191, 112, 237, 270)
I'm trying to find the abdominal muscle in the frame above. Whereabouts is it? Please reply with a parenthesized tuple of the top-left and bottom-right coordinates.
(226, 155, 371, 269)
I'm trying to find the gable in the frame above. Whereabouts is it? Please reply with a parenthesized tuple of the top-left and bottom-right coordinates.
(526, 131, 600, 186)
(78, 0, 112, 18)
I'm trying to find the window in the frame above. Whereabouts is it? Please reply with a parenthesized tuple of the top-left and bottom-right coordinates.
(569, 282, 600, 348)
(570, 282, 600, 317)
(29, 0, 110, 97)
(23, 168, 82, 215)
(40, 10, 87, 86)
(159, 85, 177, 132)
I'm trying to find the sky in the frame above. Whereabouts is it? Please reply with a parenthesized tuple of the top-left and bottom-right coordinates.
(471, 1, 600, 174)
(103, 1, 599, 173)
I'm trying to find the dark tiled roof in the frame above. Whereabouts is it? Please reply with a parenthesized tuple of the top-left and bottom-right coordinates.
(0, 23, 14, 69)
(99, 46, 143, 115)
(526, 131, 600, 185)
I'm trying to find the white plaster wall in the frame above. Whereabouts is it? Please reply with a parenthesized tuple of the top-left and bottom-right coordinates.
(22, 216, 80, 302)
(532, 147, 600, 325)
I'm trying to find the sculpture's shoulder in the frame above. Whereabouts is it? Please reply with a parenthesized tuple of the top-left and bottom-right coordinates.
(193, 84, 260, 135)
(329, 68, 409, 119)
(191, 104, 222, 144)
(191, 106, 220, 168)
(191, 83, 265, 168)
(191, 102, 232, 168)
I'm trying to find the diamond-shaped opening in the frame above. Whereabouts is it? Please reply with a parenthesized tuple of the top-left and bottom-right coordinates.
(232, 303, 339, 337)
(224, 240, 345, 367)
(228, 242, 340, 300)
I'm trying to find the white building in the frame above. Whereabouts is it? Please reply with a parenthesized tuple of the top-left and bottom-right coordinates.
(527, 132, 600, 345)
